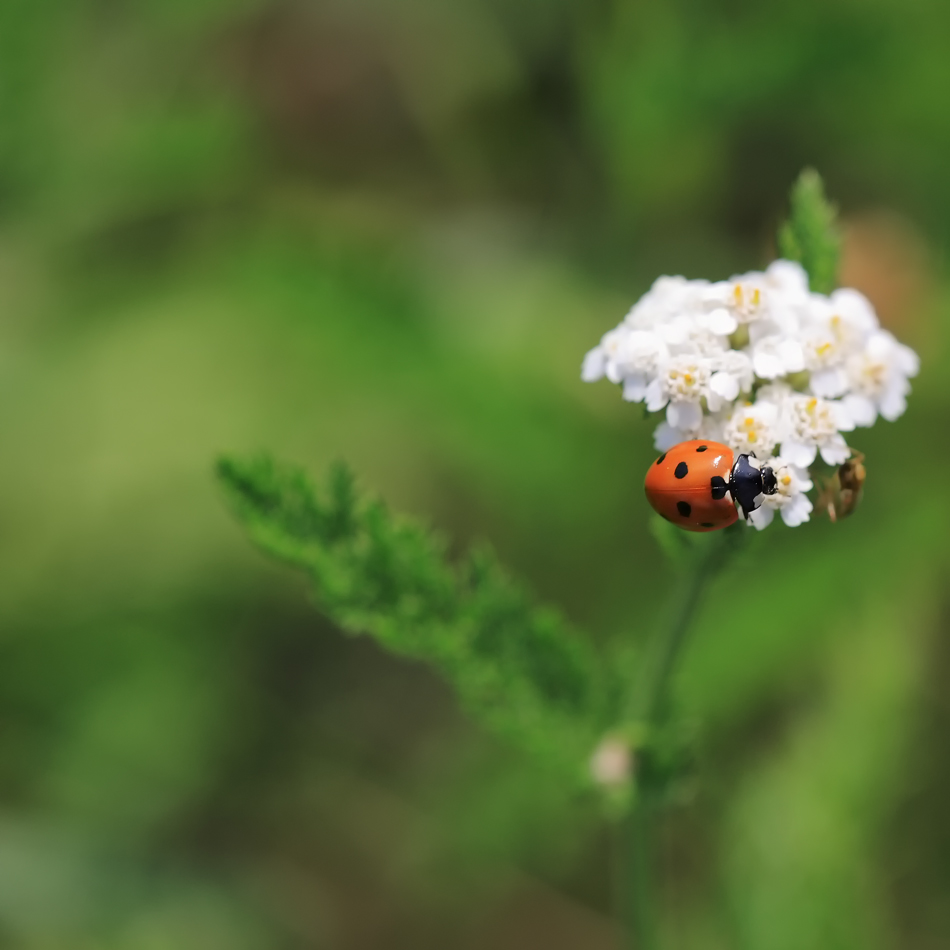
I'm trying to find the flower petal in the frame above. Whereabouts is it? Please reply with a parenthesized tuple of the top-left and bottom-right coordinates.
(780, 440, 817, 468)
(708, 308, 738, 335)
(880, 384, 908, 422)
(767, 259, 809, 294)
(819, 435, 851, 466)
(895, 343, 920, 377)
(581, 347, 605, 382)
(843, 394, 877, 428)
(777, 338, 805, 373)
(709, 371, 740, 403)
(793, 468, 814, 492)
(653, 422, 684, 452)
(781, 493, 813, 527)
(645, 378, 668, 412)
(666, 400, 703, 432)
(831, 401, 855, 432)
(749, 506, 774, 530)
(810, 368, 848, 398)
(622, 373, 648, 402)
(753, 348, 784, 380)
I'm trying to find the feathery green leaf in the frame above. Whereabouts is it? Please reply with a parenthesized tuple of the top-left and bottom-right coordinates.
(778, 168, 841, 294)
(217, 455, 606, 777)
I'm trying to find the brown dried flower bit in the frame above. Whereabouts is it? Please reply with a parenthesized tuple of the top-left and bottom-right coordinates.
(817, 451, 866, 522)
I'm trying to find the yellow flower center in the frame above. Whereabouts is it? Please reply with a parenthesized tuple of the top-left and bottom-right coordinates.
(732, 283, 762, 317)
(862, 360, 887, 389)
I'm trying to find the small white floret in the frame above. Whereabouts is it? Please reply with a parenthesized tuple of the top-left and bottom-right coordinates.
(590, 736, 632, 787)
(747, 456, 814, 530)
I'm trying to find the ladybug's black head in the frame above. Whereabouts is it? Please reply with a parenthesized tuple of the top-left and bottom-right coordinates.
(760, 465, 778, 496)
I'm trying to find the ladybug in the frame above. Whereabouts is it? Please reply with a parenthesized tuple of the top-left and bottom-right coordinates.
(644, 439, 778, 532)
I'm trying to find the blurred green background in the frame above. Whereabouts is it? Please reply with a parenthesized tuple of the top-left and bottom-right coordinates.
(1, 1, 949, 947)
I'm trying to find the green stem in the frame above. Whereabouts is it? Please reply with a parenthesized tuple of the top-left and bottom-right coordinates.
(641, 546, 720, 723)
(621, 788, 657, 950)
(620, 529, 736, 949)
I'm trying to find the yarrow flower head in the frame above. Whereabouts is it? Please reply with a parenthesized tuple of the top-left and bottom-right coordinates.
(582, 259, 919, 530)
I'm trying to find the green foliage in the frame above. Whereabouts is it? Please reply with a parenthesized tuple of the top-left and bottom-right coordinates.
(217, 455, 606, 777)
(778, 169, 841, 294)
(722, 594, 930, 950)
(3, 0, 950, 944)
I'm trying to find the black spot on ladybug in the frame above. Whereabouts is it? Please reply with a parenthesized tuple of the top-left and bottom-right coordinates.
(696, 445, 708, 452)
(674, 462, 688, 479)
(710, 475, 728, 499)
(677, 501, 691, 517)
(656, 453, 666, 465)
(701, 522, 715, 527)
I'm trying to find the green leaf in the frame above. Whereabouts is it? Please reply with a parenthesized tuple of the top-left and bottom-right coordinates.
(777, 169, 841, 294)
(217, 455, 606, 777)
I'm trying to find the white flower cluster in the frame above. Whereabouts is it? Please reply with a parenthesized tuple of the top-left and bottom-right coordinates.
(582, 261, 919, 529)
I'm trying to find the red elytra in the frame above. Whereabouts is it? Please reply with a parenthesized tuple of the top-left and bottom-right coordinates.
(644, 439, 738, 532)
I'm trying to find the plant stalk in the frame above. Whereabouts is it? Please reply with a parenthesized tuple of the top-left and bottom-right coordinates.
(620, 529, 736, 949)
